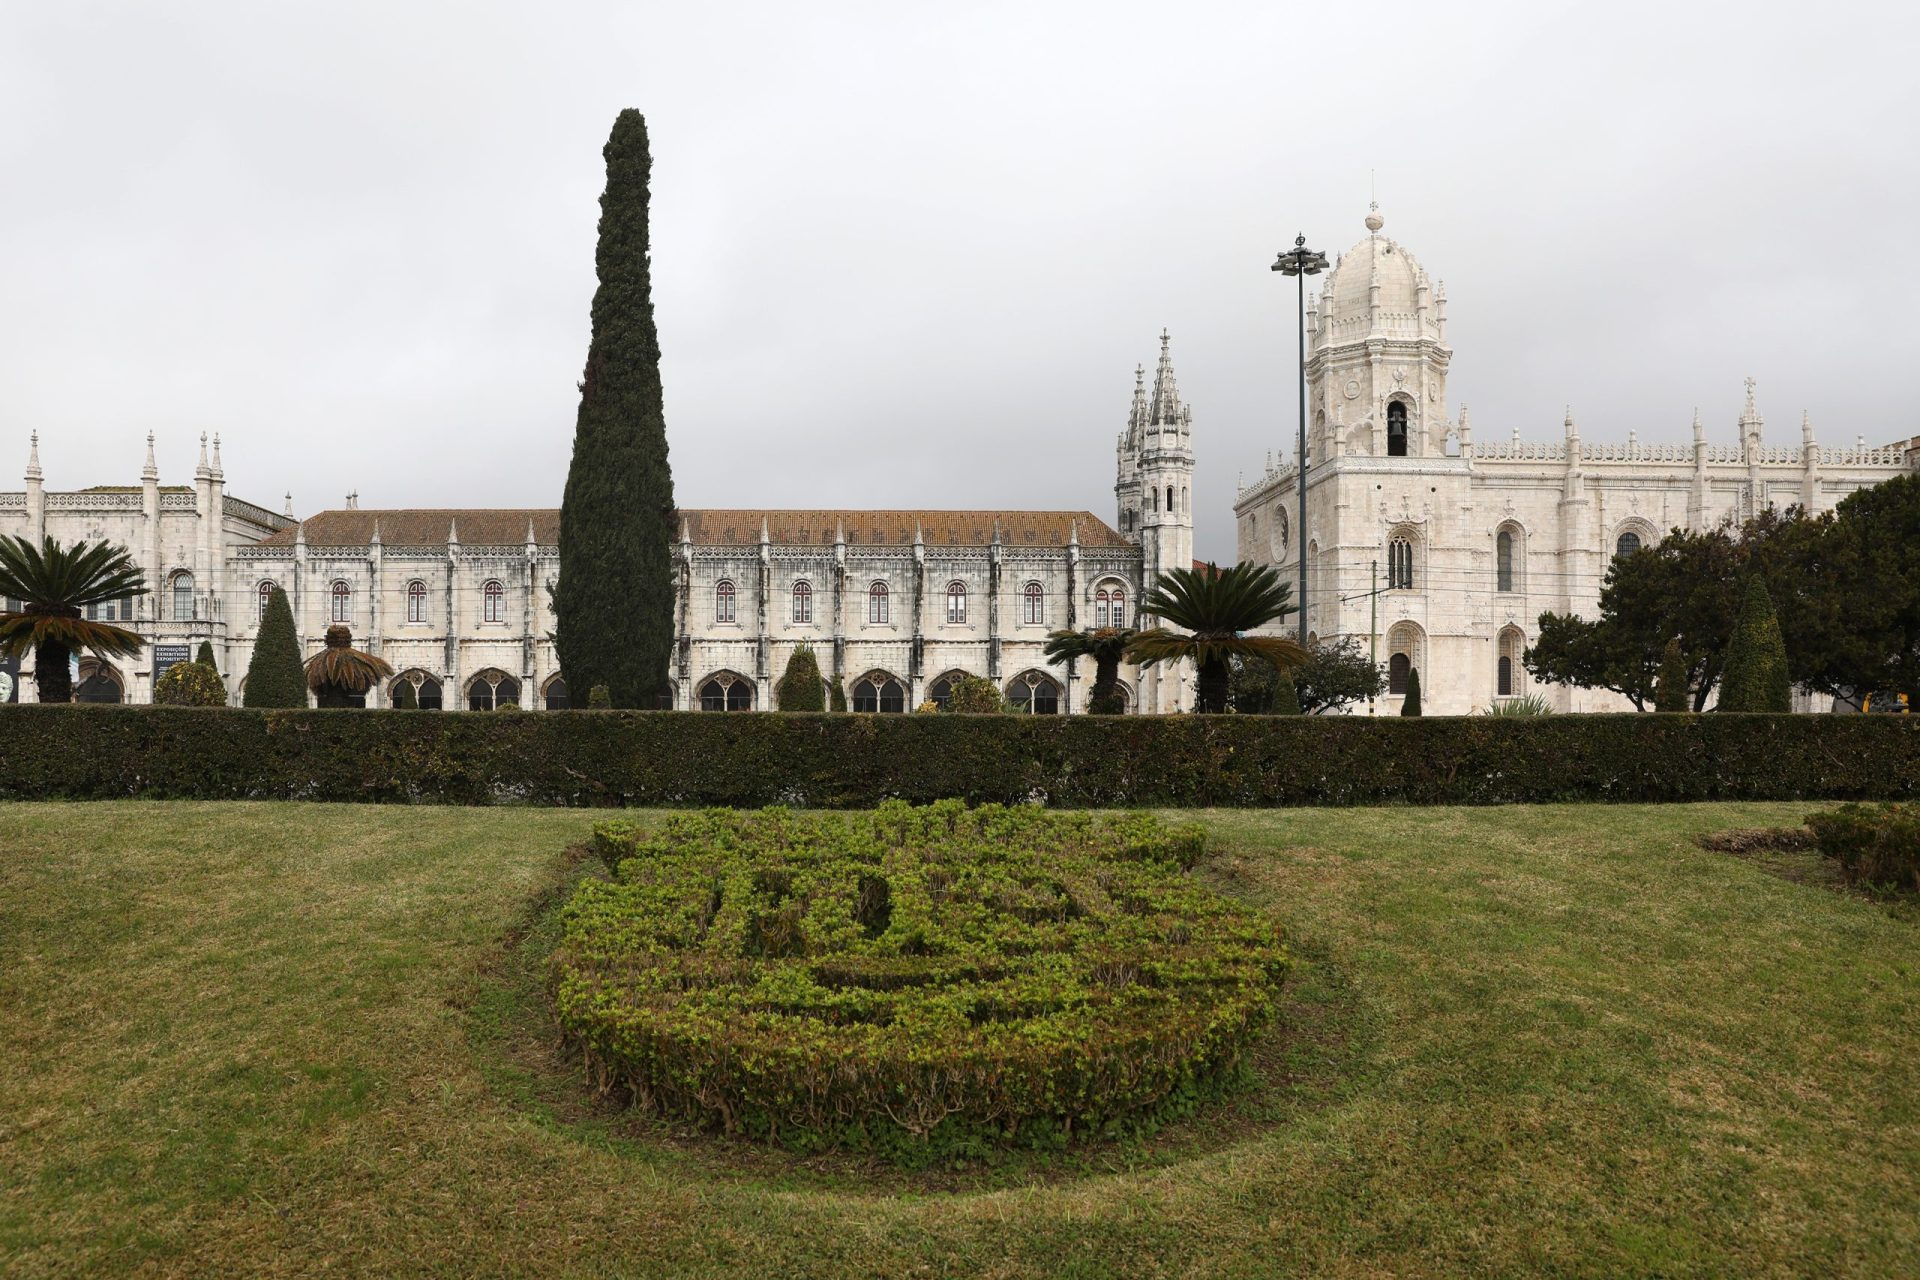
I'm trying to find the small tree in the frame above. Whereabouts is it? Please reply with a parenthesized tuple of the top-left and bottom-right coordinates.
(1272, 668, 1302, 715)
(195, 640, 217, 673)
(1718, 577, 1791, 712)
(1043, 628, 1134, 714)
(1400, 667, 1423, 716)
(587, 684, 612, 709)
(942, 674, 1005, 714)
(1654, 637, 1690, 713)
(0, 535, 148, 704)
(154, 660, 226, 707)
(243, 585, 308, 708)
(776, 646, 826, 711)
(391, 678, 418, 709)
(829, 679, 847, 713)
(1291, 636, 1386, 715)
(304, 625, 393, 708)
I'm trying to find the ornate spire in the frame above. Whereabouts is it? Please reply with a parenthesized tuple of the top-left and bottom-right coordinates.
(1068, 519, 1079, 547)
(759, 515, 770, 544)
(834, 517, 845, 546)
(143, 432, 158, 481)
(1740, 376, 1763, 441)
(447, 518, 460, 544)
(210, 433, 223, 479)
(284, 491, 294, 517)
(1802, 409, 1816, 445)
(1692, 407, 1705, 442)
(25, 431, 40, 482)
(1148, 330, 1184, 427)
(527, 516, 538, 545)
(681, 515, 693, 544)
(369, 517, 382, 546)
(196, 432, 210, 479)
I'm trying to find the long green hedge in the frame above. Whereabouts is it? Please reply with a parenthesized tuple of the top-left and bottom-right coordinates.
(1, 705, 1916, 807)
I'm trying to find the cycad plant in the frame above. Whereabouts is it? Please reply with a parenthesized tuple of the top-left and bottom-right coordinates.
(0, 535, 148, 704)
(304, 625, 394, 708)
(1043, 627, 1136, 713)
(1127, 563, 1306, 713)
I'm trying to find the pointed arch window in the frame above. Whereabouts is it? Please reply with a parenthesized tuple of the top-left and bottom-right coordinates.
(407, 579, 428, 624)
(1496, 531, 1515, 593)
(171, 571, 196, 621)
(483, 579, 505, 624)
(1387, 401, 1409, 457)
(851, 671, 905, 713)
(1497, 627, 1526, 698)
(1022, 581, 1043, 625)
(868, 581, 890, 625)
(791, 580, 812, 624)
(1007, 670, 1061, 715)
(699, 671, 753, 712)
(715, 580, 736, 624)
(946, 581, 967, 625)
(1616, 531, 1642, 559)
(1388, 538, 1414, 591)
(467, 669, 519, 711)
(329, 579, 351, 624)
(1389, 652, 1412, 694)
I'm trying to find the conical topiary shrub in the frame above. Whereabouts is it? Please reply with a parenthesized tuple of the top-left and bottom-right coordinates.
(776, 646, 825, 711)
(195, 640, 217, 673)
(829, 678, 847, 713)
(243, 585, 308, 708)
(1272, 668, 1302, 715)
(587, 684, 612, 710)
(304, 625, 394, 708)
(1655, 637, 1690, 713)
(391, 678, 418, 709)
(1717, 578, 1791, 712)
(1400, 666, 1423, 716)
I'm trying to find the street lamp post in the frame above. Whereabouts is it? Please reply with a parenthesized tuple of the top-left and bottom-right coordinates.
(1272, 233, 1327, 645)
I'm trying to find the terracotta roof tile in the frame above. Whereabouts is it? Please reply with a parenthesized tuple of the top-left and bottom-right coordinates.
(259, 508, 1131, 549)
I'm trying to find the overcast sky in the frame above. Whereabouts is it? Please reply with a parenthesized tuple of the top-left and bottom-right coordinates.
(4, 2, 1915, 559)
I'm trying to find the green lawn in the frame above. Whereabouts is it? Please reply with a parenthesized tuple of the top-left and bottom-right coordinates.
(2, 801, 1915, 1278)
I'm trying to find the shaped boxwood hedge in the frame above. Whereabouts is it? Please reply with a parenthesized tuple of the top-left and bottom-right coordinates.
(551, 801, 1289, 1156)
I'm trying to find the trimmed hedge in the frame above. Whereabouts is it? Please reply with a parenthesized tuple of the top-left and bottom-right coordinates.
(552, 802, 1287, 1156)
(0, 705, 1916, 808)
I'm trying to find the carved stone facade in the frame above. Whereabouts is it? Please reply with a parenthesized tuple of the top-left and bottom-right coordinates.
(1235, 208, 1920, 714)
(4, 338, 1196, 711)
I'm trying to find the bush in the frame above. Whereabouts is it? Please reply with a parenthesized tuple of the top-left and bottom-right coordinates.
(1719, 578, 1792, 712)
(153, 661, 226, 707)
(1806, 803, 1920, 892)
(940, 674, 1005, 714)
(587, 685, 612, 710)
(391, 679, 418, 709)
(776, 647, 825, 712)
(1, 705, 1917, 808)
(1483, 694, 1552, 717)
(829, 680, 847, 713)
(1400, 668, 1422, 717)
(243, 585, 307, 708)
(1655, 637, 1690, 713)
(552, 801, 1286, 1158)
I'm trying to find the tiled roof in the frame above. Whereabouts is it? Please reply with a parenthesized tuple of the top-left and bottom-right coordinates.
(257, 508, 1132, 549)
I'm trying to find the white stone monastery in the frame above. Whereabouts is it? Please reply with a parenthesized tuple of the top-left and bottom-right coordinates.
(0, 336, 1193, 711)
(1234, 208, 1920, 713)
(5, 206, 1915, 712)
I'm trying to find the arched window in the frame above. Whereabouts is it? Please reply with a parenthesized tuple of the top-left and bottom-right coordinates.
(791, 581, 812, 624)
(407, 579, 428, 624)
(329, 580, 351, 624)
(171, 571, 195, 621)
(1095, 588, 1110, 629)
(851, 671, 905, 713)
(1387, 401, 1409, 457)
(1007, 670, 1061, 715)
(946, 581, 967, 625)
(483, 580, 505, 624)
(1388, 538, 1415, 590)
(928, 670, 970, 708)
(76, 658, 123, 704)
(258, 580, 276, 621)
(1497, 627, 1526, 698)
(1167, 485, 1175, 512)
(467, 670, 520, 711)
(543, 676, 569, 710)
(698, 671, 754, 712)
(715, 580, 736, 624)
(1616, 531, 1643, 559)
(1108, 587, 1125, 628)
(1496, 530, 1515, 593)
(868, 581, 890, 625)
(1387, 621, 1425, 696)
(391, 671, 444, 711)
(1022, 581, 1044, 625)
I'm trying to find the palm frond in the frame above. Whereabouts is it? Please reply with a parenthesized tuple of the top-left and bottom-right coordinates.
(0, 614, 146, 661)
(1127, 627, 1307, 672)
(305, 625, 395, 694)
(1042, 627, 1136, 665)
(0, 535, 149, 609)
(1138, 562, 1294, 635)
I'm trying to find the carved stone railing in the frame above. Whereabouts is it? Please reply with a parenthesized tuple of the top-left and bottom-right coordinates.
(1818, 445, 1907, 467)
(46, 491, 143, 510)
(1474, 441, 1568, 462)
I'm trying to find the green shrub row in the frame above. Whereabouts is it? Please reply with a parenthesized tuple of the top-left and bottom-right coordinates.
(551, 802, 1287, 1157)
(1806, 803, 1920, 892)
(0, 705, 1916, 808)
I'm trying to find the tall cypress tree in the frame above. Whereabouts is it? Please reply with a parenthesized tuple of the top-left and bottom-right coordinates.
(776, 646, 825, 711)
(556, 110, 676, 709)
(1400, 667, 1423, 716)
(1718, 577, 1791, 712)
(1654, 637, 1690, 713)
(243, 585, 307, 708)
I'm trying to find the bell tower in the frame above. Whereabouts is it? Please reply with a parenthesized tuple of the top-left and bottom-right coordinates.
(1116, 330, 1194, 583)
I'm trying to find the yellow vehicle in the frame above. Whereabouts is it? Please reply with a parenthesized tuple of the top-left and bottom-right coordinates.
(1861, 691, 1912, 714)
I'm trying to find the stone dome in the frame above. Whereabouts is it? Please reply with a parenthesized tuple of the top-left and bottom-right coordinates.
(1316, 209, 1440, 344)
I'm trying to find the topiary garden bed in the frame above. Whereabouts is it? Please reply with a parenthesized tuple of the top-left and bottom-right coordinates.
(549, 801, 1289, 1159)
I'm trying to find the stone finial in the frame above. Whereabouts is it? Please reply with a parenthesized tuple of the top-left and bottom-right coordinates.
(1365, 201, 1384, 233)
(1802, 410, 1815, 445)
(143, 432, 158, 481)
(1744, 376, 1758, 418)
(25, 430, 41, 481)
(1692, 407, 1705, 442)
(284, 491, 294, 517)
(196, 432, 210, 478)
(211, 433, 223, 478)
(759, 515, 770, 544)
(913, 520, 924, 547)
(1563, 406, 1576, 436)
(1068, 519, 1079, 547)
(447, 518, 460, 545)
(526, 516, 537, 545)
(345, 490, 358, 510)
(834, 517, 845, 545)
(369, 518, 382, 546)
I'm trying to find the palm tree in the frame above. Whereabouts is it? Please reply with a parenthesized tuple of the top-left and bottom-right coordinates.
(1127, 562, 1306, 713)
(305, 625, 394, 708)
(0, 535, 148, 704)
(1043, 627, 1136, 713)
